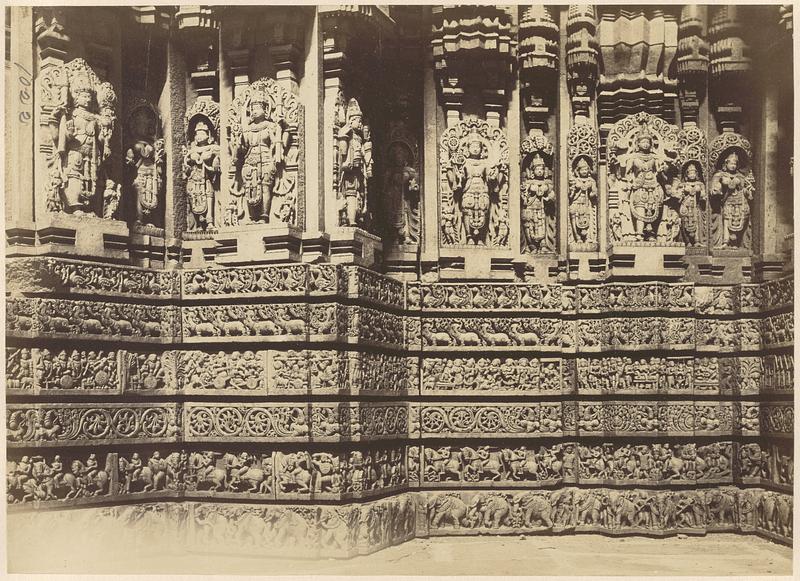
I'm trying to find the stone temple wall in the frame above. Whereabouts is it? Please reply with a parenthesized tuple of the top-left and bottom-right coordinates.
(5, 5, 794, 557)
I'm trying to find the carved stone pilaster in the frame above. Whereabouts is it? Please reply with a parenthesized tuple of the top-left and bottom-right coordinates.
(709, 6, 752, 132)
(565, 5, 598, 121)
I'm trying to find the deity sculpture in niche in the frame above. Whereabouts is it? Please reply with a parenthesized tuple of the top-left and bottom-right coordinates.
(608, 112, 681, 243)
(335, 96, 374, 228)
(124, 100, 165, 227)
(568, 157, 597, 245)
(521, 135, 556, 253)
(183, 100, 221, 231)
(709, 134, 755, 249)
(39, 58, 117, 217)
(384, 124, 420, 245)
(228, 77, 299, 226)
(566, 124, 598, 247)
(440, 119, 509, 247)
(673, 161, 707, 246)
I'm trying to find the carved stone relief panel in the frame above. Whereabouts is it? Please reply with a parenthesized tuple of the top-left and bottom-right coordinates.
(709, 132, 755, 249)
(124, 98, 165, 228)
(520, 134, 556, 254)
(384, 119, 421, 246)
(607, 112, 682, 244)
(38, 58, 117, 218)
(439, 118, 510, 247)
(183, 100, 221, 232)
(334, 94, 373, 228)
(226, 77, 301, 227)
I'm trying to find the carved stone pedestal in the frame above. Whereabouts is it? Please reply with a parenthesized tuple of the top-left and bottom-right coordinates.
(301, 231, 331, 263)
(129, 228, 166, 268)
(385, 246, 419, 279)
(438, 250, 516, 281)
(34, 214, 130, 261)
(329, 227, 382, 269)
(567, 250, 606, 281)
(515, 253, 563, 282)
(694, 251, 754, 284)
(201, 225, 304, 266)
(607, 244, 687, 279)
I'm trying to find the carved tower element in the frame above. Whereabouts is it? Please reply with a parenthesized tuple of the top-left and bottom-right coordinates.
(183, 100, 220, 232)
(676, 6, 709, 126)
(709, 133, 755, 249)
(38, 58, 117, 218)
(440, 120, 510, 247)
(709, 6, 752, 132)
(123, 99, 165, 227)
(607, 112, 681, 244)
(226, 77, 300, 227)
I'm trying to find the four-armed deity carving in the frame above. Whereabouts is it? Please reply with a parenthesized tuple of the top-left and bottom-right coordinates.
(227, 78, 299, 227)
(183, 100, 221, 232)
(39, 58, 117, 218)
(440, 120, 510, 247)
(124, 101, 165, 227)
(608, 113, 681, 244)
(335, 96, 374, 228)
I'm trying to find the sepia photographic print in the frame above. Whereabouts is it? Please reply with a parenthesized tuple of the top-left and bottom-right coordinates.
(3, 2, 795, 577)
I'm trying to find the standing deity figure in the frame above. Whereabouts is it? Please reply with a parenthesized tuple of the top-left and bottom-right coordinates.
(47, 63, 116, 216)
(616, 124, 676, 241)
(672, 161, 707, 246)
(124, 105, 164, 227)
(448, 128, 499, 245)
(568, 157, 598, 244)
(337, 98, 373, 227)
(710, 151, 755, 248)
(521, 152, 556, 253)
(183, 110, 220, 231)
(384, 142, 420, 245)
(233, 91, 286, 224)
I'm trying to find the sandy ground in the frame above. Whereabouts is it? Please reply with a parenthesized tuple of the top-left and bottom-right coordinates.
(8, 532, 792, 576)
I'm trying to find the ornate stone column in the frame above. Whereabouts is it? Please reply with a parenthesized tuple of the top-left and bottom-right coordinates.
(564, 5, 602, 280)
(516, 5, 561, 281)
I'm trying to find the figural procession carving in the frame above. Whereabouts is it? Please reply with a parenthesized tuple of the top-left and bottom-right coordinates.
(7, 5, 794, 559)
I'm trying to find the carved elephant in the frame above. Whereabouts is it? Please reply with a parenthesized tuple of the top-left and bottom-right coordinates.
(513, 492, 553, 528)
(429, 495, 468, 529)
(468, 494, 511, 529)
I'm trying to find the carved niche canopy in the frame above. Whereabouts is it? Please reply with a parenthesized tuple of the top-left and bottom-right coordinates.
(183, 99, 221, 232)
(38, 58, 117, 218)
(226, 77, 301, 228)
(439, 118, 509, 249)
